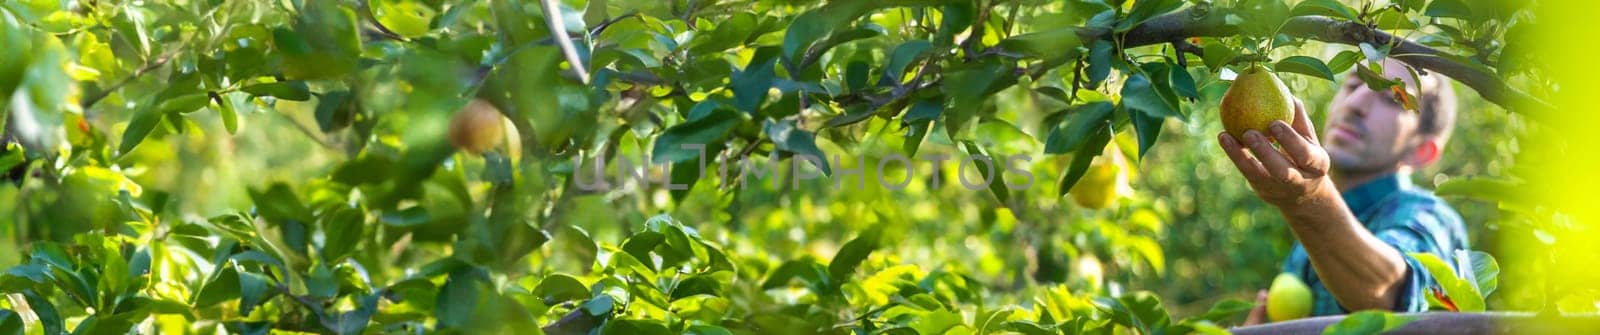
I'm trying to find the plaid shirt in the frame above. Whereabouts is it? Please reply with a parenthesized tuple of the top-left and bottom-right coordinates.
(1280, 173, 1470, 315)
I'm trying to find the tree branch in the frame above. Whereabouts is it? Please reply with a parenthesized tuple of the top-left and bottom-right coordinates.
(1078, 7, 1553, 120)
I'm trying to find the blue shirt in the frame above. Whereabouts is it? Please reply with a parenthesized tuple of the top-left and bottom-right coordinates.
(1281, 173, 1470, 315)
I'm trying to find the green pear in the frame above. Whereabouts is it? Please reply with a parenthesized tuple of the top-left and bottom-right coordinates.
(1220, 64, 1294, 140)
(1267, 272, 1313, 322)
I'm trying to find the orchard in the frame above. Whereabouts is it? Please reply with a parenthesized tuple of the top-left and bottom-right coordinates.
(1, 0, 1599, 334)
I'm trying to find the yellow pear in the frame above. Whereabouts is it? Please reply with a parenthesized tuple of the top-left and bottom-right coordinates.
(448, 99, 505, 154)
(1219, 64, 1294, 140)
(1267, 272, 1313, 322)
(1070, 143, 1131, 209)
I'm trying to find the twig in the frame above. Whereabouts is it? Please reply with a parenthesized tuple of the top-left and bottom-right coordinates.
(589, 12, 640, 36)
(539, 0, 590, 84)
(273, 108, 339, 151)
(80, 49, 181, 110)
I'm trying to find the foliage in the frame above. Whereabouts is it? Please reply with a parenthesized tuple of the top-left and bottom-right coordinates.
(0, 0, 1582, 333)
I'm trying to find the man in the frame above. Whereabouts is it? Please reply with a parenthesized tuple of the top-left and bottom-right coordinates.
(1221, 59, 1470, 323)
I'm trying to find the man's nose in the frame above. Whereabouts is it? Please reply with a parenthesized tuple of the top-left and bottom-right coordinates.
(1330, 103, 1363, 124)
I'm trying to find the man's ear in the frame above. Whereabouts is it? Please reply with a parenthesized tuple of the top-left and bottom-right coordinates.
(1408, 138, 1442, 167)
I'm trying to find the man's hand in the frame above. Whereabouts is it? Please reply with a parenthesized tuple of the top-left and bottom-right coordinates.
(1218, 99, 1336, 208)
(1243, 289, 1268, 326)
(1217, 98, 1411, 312)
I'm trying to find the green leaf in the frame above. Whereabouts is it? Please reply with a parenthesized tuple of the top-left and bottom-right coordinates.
(809, 26, 884, 61)
(1359, 42, 1388, 64)
(319, 207, 365, 263)
(602, 319, 671, 334)
(247, 183, 311, 224)
(1235, 0, 1292, 37)
(999, 320, 1056, 335)
(1321, 310, 1416, 335)
(1044, 102, 1114, 154)
(1128, 103, 1163, 160)
(902, 97, 944, 125)
(241, 81, 312, 101)
(1201, 42, 1239, 70)
(904, 119, 933, 159)
(436, 269, 487, 328)
(159, 93, 213, 114)
(782, 2, 874, 64)
(1086, 40, 1113, 88)
(670, 275, 723, 300)
(622, 231, 665, 269)
(934, 3, 974, 46)
(1193, 299, 1254, 323)
(883, 40, 934, 85)
(1291, 0, 1361, 22)
(1424, 0, 1473, 20)
(998, 27, 1083, 61)
(1396, 0, 1426, 12)
(0, 309, 21, 335)
(212, 93, 238, 134)
(1469, 251, 1500, 298)
(1093, 292, 1171, 334)
(195, 266, 241, 308)
(764, 119, 832, 176)
(1120, 73, 1179, 118)
(761, 259, 828, 291)
(1116, 0, 1182, 32)
(1056, 124, 1111, 197)
(22, 290, 62, 335)
(845, 60, 871, 92)
(306, 263, 339, 299)
(238, 271, 277, 316)
(1353, 64, 1400, 93)
(583, 293, 615, 316)
(1275, 55, 1336, 81)
(534, 274, 590, 305)
(119, 106, 164, 155)
(313, 90, 353, 132)
(688, 12, 757, 54)
(962, 140, 1011, 203)
(1409, 252, 1485, 312)
(1167, 320, 1231, 335)
(652, 107, 741, 164)
(327, 294, 379, 334)
(1372, 9, 1419, 30)
(685, 325, 735, 335)
(941, 59, 1014, 134)
(912, 309, 964, 335)
(1170, 66, 1198, 99)
(1325, 50, 1363, 74)
(828, 228, 881, 284)
(732, 48, 779, 113)
(96, 239, 131, 296)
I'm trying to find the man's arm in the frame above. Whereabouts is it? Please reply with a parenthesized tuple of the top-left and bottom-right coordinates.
(1216, 99, 1410, 311)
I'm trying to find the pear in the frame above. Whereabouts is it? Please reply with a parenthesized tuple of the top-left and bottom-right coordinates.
(1220, 64, 1294, 140)
(1267, 272, 1313, 322)
(449, 99, 506, 154)
(1070, 142, 1131, 209)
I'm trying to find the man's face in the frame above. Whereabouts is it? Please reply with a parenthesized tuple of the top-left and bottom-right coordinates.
(1322, 74, 1421, 175)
